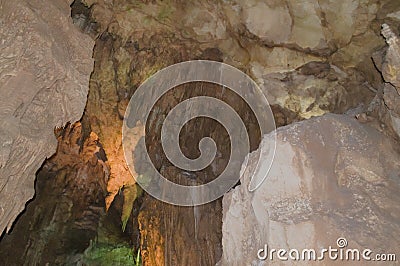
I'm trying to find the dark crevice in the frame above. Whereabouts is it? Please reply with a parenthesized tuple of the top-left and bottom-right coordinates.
(70, 0, 98, 35)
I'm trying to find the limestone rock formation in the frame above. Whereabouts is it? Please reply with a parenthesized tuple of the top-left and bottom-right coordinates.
(0, 0, 395, 263)
(0, 0, 94, 234)
(219, 114, 400, 265)
(381, 24, 400, 90)
(369, 23, 400, 140)
(138, 167, 223, 266)
(0, 123, 108, 265)
(81, 0, 394, 217)
(377, 24, 400, 139)
(258, 62, 375, 121)
(73, 1, 400, 264)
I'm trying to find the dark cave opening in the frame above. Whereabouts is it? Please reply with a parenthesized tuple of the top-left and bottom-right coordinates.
(70, 0, 98, 35)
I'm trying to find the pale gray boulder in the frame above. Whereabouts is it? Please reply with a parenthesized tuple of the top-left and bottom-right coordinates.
(220, 114, 400, 265)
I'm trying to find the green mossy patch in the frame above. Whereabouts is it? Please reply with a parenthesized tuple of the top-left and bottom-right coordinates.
(83, 243, 141, 266)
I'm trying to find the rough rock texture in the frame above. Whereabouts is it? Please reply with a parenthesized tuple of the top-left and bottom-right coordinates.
(381, 24, 400, 90)
(80, 0, 398, 214)
(0, 0, 94, 234)
(1, 0, 396, 264)
(259, 62, 375, 120)
(75, 0, 400, 264)
(0, 123, 107, 265)
(138, 167, 223, 266)
(371, 24, 400, 139)
(80, 1, 400, 205)
(219, 114, 400, 265)
(134, 78, 261, 265)
(86, 36, 261, 263)
(84, 0, 398, 75)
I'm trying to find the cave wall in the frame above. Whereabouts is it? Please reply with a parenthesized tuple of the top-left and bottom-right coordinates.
(0, 123, 108, 265)
(0, 0, 94, 234)
(373, 24, 400, 139)
(220, 114, 400, 266)
(77, 0, 400, 265)
(219, 24, 400, 265)
(83, 0, 400, 208)
(1, 0, 400, 265)
(134, 70, 262, 265)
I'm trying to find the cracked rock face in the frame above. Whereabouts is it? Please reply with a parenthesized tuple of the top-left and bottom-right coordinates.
(378, 24, 400, 139)
(370, 23, 400, 140)
(0, 0, 94, 234)
(219, 114, 400, 265)
(0, 122, 108, 265)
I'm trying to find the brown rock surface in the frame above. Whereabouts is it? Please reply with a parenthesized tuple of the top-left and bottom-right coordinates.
(0, 123, 107, 265)
(0, 0, 94, 234)
(76, 1, 399, 264)
(219, 114, 400, 265)
(80, 0, 396, 221)
(370, 24, 400, 140)
(1, 0, 398, 264)
(258, 62, 375, 121)
(138, 166, 223, 266)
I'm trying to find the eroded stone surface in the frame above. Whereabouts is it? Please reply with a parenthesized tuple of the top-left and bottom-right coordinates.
(0, 123, 107, 265)
(74, 1, 400, 264)
(219, 114, 400, 265)
(257, 62, 375, 120)
(371, 24, 400, 139)
(0, 0, 94, 234)
(80, 0, 397, 218)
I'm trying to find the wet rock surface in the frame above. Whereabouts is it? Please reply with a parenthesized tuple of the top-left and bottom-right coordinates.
(219, 114, 400, 265)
